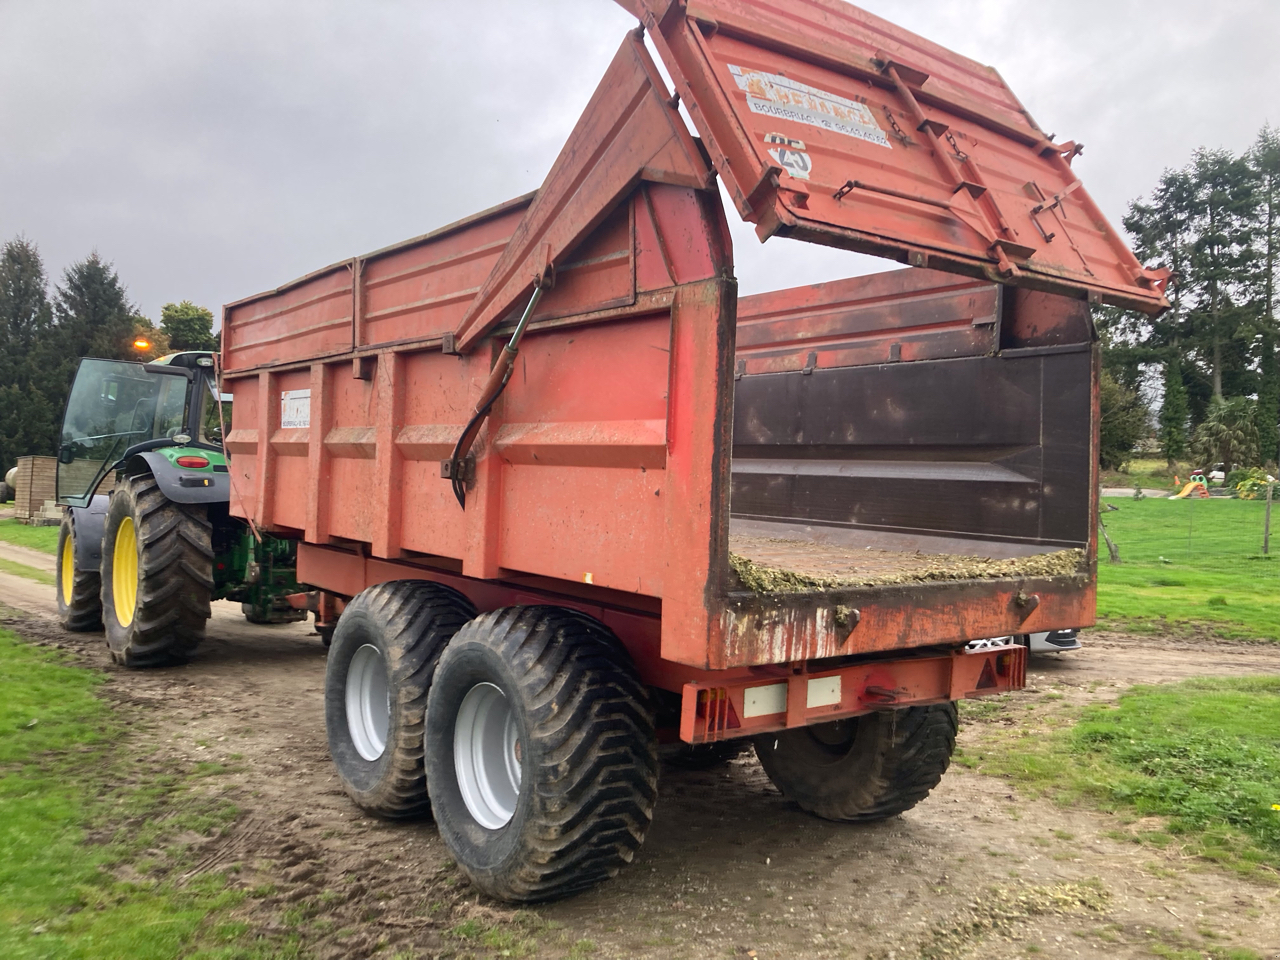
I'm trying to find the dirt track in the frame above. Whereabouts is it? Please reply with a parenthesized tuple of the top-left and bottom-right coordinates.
(2, 557, 1279, 960)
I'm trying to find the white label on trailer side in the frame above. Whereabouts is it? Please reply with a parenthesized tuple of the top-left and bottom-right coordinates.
(742, 682, 788, 718)
(806, 675, 842, 708)
(280, 389, 311, 429)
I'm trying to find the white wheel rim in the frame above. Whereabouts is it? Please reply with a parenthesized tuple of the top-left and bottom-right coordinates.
(454, 682, 522, 829)
(346, 644, 390, 761)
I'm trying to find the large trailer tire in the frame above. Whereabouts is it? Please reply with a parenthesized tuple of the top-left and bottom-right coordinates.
(754, 703, 958, 822)
(324, 580, 476, 819)
(56, 514, 102, 631)
(424, 606, 658, 903)
(100, 474, 213, 667)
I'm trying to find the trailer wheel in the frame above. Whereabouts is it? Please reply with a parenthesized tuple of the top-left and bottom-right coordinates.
(56, 513, 102, 631)
(324, 580, 475, 819)
(100, 475, 213, 667)
(754, 703, 958, 822)
(424, 607, 658, 902)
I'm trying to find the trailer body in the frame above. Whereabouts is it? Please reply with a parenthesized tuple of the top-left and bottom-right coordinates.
(220, 0, 1165, 738)
(214, 0, 1169, 900)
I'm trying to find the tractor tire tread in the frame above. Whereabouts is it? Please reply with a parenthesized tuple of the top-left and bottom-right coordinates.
(102, 474, 213, 667)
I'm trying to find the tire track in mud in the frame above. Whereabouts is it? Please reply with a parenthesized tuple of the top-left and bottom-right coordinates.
(2, 574, 1280, 958)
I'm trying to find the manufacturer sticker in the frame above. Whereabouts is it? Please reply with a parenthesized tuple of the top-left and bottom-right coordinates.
(280, 389, 311, 430)
(765, 133, 812, 180)
(729, 64, 890, 149)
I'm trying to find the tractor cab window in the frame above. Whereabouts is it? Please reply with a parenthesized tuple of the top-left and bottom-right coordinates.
(57, 359, 190, 507)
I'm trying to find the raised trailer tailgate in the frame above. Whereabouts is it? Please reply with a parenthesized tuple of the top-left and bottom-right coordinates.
(623, 0, 1168, 313)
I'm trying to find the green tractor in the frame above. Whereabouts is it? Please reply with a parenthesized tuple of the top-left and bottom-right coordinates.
(55, 351, 311, 666)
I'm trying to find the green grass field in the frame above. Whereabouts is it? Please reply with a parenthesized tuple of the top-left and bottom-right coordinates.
(0, 625, 291, 959)
(1098, 496, 1280, 640)
(962, 677, 1280, 879)
(0, 518, 60, 555)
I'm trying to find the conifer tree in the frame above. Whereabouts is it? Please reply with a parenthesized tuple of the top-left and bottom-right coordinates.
(1158, 357, 1190, 467)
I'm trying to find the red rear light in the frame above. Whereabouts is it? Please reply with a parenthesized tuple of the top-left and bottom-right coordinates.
(176, 455, 209, 469)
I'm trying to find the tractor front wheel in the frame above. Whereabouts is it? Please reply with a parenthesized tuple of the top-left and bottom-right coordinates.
(56, 513, 102, 631)
(100, 474, 213, 667)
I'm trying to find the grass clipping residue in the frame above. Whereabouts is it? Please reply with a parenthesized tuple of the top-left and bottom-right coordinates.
(729, 548, 1084, 595)
(918, 881, 1110, 960)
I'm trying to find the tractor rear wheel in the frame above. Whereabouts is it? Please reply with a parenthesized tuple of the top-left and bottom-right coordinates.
(324, 580, 476, 819)
(753, 703, 958, 822)
(56, 513, 102, 631)
(100, 474, 213, 667)
(424, 606, 658, 902)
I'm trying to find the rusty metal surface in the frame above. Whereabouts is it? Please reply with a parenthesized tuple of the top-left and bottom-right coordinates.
(679, 642, 1026, 743)
(620, 0, 1169, 313)
(731, 347, 1095, 549)
(735, 267, 999, 375)
(222, 7, 1123, 681)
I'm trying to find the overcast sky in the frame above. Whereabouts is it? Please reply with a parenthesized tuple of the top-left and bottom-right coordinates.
(1, 0, 1276, 327)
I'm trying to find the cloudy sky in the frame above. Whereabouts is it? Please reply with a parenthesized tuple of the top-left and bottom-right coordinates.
(1, 0, 1276, 326)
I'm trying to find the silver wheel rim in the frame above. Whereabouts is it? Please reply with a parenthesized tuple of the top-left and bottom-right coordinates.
(346, 644, 390, 761)
(454, 682, 522, 829)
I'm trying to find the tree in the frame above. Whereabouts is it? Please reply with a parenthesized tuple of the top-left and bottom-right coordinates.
(52, 253, 138, 366)
(1191, 396, 1259, 473)
(1158, 357, 1189, 466)
(1251, 126, 1280, 463)
(1183, 149, 1258, 401)
(159, 300, 216, 351)
(1099, 370, 1148, 470)
(0, 238, 60, 468)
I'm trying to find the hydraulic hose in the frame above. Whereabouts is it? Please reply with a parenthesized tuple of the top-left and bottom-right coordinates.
(448, 283, 546, 509)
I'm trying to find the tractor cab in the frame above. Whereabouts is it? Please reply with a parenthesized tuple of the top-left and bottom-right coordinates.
(56, 351, 229, 508)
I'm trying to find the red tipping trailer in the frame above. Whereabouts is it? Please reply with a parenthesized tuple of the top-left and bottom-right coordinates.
(219, 0, 1165, 901)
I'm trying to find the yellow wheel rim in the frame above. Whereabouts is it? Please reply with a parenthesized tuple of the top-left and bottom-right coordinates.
(112, 516, 138, 627)
(60, 531, 74, 606)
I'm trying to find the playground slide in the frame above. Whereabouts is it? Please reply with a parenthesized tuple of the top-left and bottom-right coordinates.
(1171, 481, 1209, 499)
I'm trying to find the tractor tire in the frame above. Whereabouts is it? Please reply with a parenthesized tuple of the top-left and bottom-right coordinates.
(424, 606, 658, 903)
(753, 703, 958, 822)
(324, 580, 476, 819)
(661, 739, 749, 771)
(56, 513, 102, 631)
(100, 474, 213, 667)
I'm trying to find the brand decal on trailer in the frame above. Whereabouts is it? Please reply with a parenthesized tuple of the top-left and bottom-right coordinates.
(764, 132, 812, 180)
(729, 65, 890, 149)
(280, 389, 311, 429)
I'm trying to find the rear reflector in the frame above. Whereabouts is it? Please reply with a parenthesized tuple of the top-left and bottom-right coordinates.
(176, 455, 210, 468)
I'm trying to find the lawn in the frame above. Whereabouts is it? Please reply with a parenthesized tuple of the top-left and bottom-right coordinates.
(0, 518, 60, 555)
(962, 676, 1280, 878)
(0, 624, 291, 959)
(1097, 496, 1280, 640)
(1100, 456, 1186, 491)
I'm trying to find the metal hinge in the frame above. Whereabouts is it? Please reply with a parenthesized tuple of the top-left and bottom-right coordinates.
(440, 455, 475, 484)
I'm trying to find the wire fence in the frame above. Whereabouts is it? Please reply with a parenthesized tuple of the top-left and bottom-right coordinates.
(1099, 486, 1279, 579)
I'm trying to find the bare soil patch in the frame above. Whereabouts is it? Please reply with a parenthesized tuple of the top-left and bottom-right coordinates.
(2, 569, 1280, 959)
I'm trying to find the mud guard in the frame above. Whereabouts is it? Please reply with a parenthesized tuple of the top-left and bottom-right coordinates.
(69, 495, 110, 572)
(124, 451, 231, 505)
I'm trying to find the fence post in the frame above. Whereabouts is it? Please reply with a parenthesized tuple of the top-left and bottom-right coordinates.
(1265, 482, 1274, 556)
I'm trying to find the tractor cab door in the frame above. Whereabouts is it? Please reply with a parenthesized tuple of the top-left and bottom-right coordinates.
(57, 359, 190, 507)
